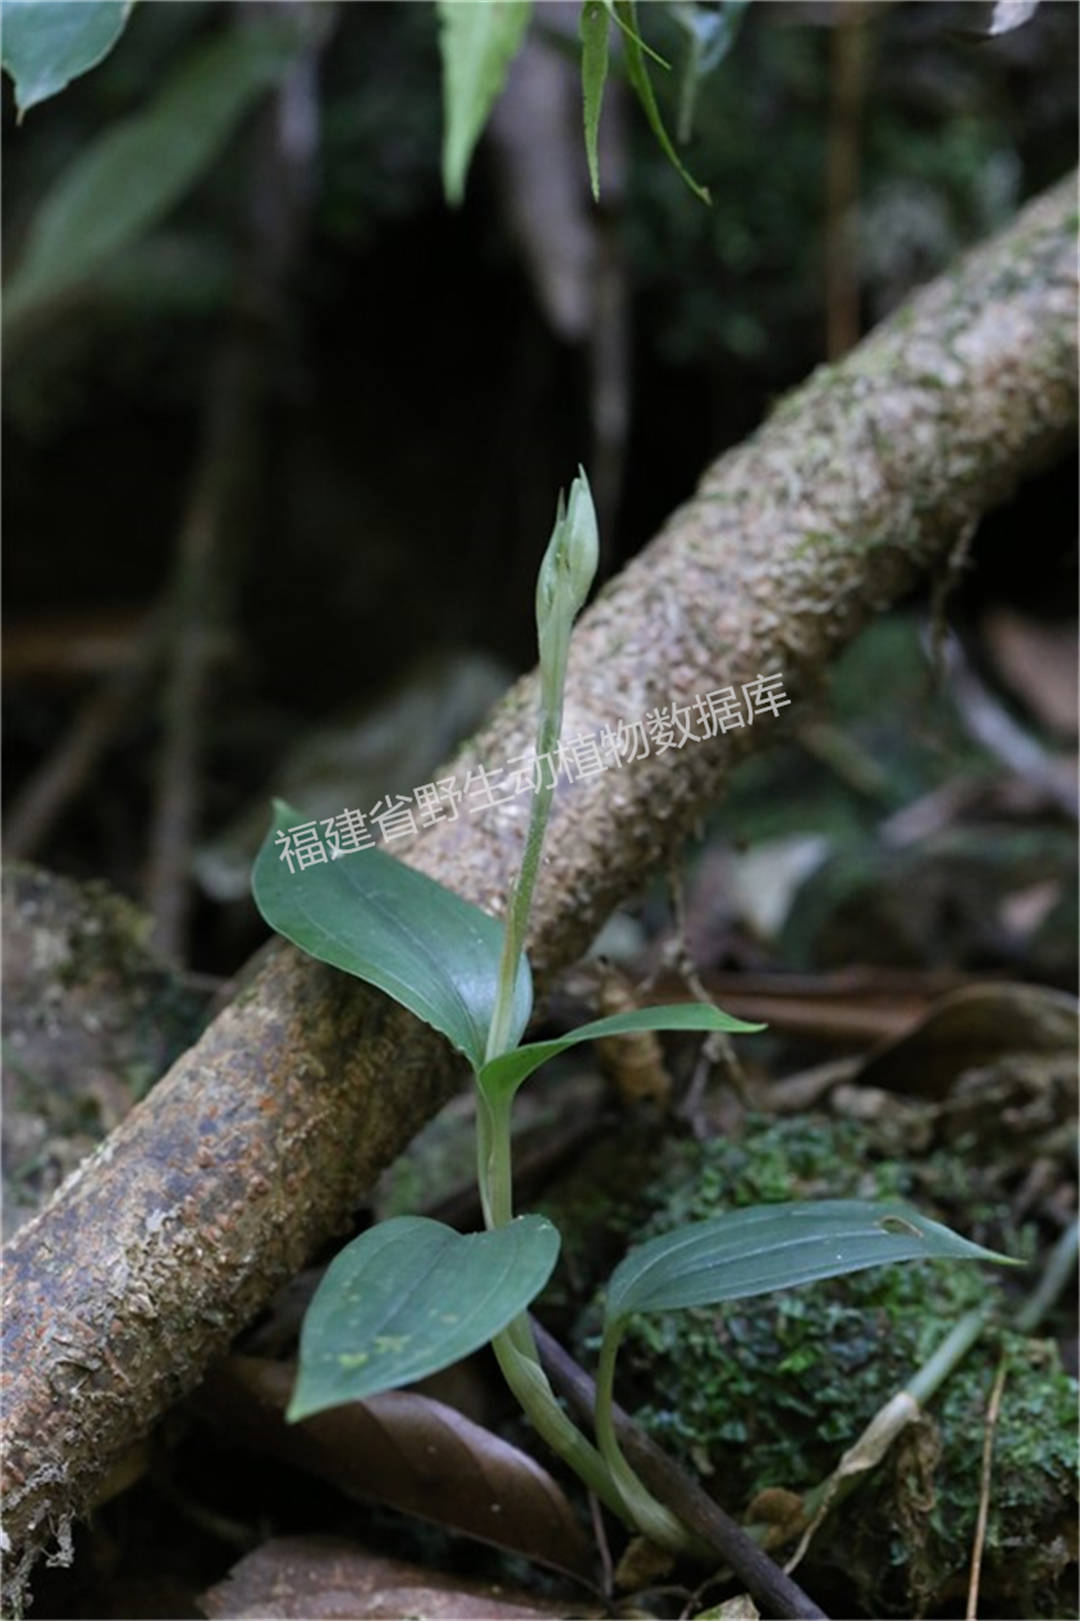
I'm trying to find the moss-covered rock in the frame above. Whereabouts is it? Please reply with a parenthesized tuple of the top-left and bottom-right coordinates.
(567, 1116, 1076, 1617)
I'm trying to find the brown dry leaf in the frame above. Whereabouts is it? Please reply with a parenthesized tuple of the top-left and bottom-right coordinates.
(743, 1487, 806, 1550)
(193, 1357, 595, 1584)
(200, 1535, 584, 1619)
(854, 982, 1077, 1100)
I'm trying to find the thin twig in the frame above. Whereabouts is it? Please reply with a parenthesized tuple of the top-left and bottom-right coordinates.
(965, 1354, 1009, 1621)
(4, 608, 170, 861)
(665, 854, 747, 1120)
(530, 1318, 828, 1621)
(588, 1488, 615, 1600)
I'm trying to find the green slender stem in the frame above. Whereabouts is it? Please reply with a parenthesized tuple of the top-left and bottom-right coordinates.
(475, 1084, 514, 1227)
(475, 1076, 628, 1505)
(485, 693, 564, 1065)
(475, 1046, 631, 1511)
(906, 1305, 988, 1405)
(490, 1327, 630, 1517)
(1015, 1218, 1079, 1335)
(594, 1322, 698, 1555)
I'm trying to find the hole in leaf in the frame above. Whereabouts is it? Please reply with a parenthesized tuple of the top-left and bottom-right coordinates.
(878, 1215, 923, 1238)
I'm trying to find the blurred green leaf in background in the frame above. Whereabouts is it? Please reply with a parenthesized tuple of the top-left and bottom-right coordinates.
(437, 0, 531, 206)
(4, 11, 308, 326)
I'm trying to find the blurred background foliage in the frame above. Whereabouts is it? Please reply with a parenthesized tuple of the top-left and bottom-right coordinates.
(2, 0, 1077, 970)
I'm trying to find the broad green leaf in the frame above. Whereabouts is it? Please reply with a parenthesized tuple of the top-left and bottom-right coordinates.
(252, 799, 532, 1071)
(605, 1199, 1013, 1326)
(580, 1, 610, 203)
(2, 0, 132, 119)
(437, 0, 531, 206)
(288, 1215, 560, 1419)
(4, 21, 300, 324)
(613, 0, 710, 204)
(478, 1003, 763, 1102)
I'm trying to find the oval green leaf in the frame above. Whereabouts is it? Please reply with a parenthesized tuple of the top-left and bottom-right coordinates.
(253, 799, 531, 1071)
(605, 1199, 1014, 1327)
(478, 1003, 764, 1102)
(288, 1215, 561, 1421)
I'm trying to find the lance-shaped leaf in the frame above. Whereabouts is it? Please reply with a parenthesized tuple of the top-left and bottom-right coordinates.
(253, 799, 532, 1071)
(437, 0, 531, 205)
(2, 0, 132, 119)
(581, 1, 610, 202)
(613, 0, 710, 204)
(288, 1215, 560, 1420)
(478, 1003, 764, 1102)
(605, 1199, 1014, 1327)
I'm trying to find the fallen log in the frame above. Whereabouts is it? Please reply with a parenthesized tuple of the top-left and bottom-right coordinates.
(3, 174, 1076, 1600)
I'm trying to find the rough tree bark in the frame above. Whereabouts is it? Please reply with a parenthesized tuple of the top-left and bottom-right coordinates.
(3, 175, 1076, 1598)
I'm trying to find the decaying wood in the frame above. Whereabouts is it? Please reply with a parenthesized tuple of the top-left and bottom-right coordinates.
(2, 175, 1076, 1599)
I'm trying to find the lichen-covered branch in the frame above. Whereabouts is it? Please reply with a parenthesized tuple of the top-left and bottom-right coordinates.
(2, 175, 1075, 1598)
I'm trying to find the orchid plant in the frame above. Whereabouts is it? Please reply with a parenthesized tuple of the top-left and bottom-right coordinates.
(252, 469, 1006, 1552)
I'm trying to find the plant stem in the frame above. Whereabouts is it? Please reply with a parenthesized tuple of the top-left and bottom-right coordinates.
(476, 1077, 630, 1515)
(1015, 1217, 1079, 1335)
(594, 1322, 699, 1555)
(533, 1317, 829, 1620)
(476, 477, 613, 1526)
(475, 1084, 514, 1227)
(490, 1326, 630, 1517)
(485, 695, 563, 1064)
(906, 1305, 988, 1405)
(478, 717, 697, 1548)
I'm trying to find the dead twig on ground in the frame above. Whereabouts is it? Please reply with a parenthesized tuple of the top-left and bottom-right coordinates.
(965, 1354, 1009, 1621)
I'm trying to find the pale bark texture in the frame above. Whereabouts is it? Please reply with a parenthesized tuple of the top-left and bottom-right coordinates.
(3, 175, 1076, 1597)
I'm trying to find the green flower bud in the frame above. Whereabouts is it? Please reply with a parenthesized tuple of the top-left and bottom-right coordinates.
(535, 466, 598, 637)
